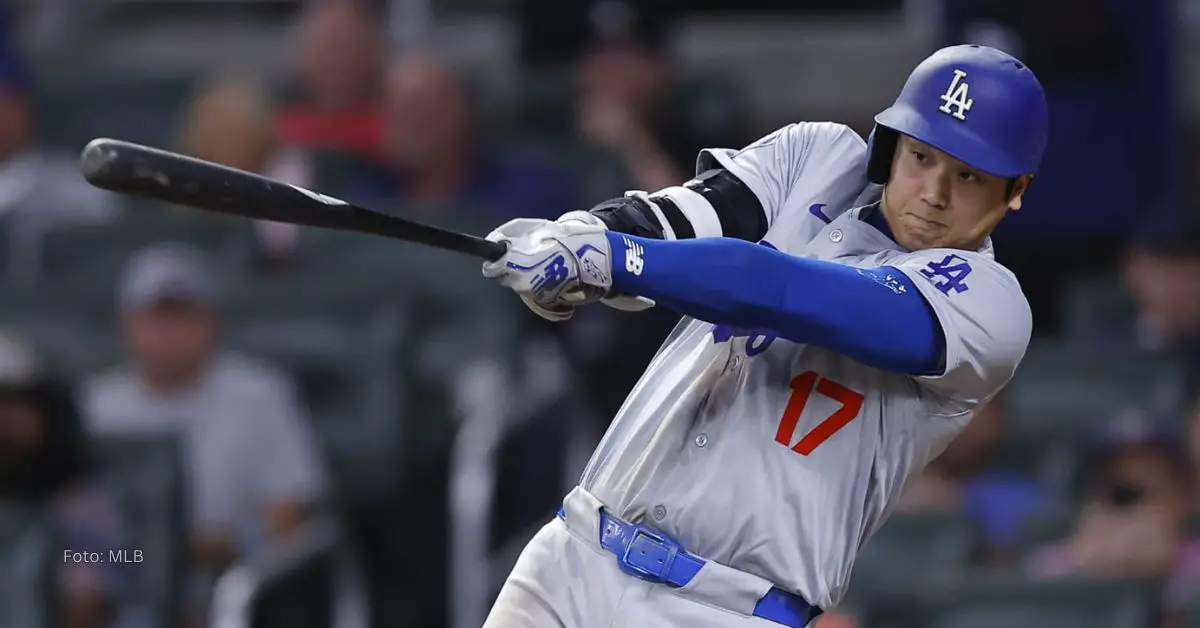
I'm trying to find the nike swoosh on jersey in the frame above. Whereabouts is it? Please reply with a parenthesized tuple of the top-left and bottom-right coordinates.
(809, 203, 832, 224)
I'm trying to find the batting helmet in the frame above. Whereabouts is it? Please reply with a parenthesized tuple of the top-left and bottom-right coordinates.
(866, 44, 1048, 185)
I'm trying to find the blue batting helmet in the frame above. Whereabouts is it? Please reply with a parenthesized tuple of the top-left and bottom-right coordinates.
(866, 44, 1049, 185)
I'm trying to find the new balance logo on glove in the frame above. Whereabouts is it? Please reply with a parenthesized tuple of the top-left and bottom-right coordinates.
(532, 254, 571, 297)
(622, 236, 644, 276)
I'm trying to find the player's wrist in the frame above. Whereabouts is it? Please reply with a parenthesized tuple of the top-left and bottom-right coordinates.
(605, 231, 645, 291)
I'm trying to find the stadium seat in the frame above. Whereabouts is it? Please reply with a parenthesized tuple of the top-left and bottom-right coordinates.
(307, 150, 382, 199)
(0, 274, 116, 324)
(222, 271, 397, 324)
(37, 201, 246, 280)
(1060, 278, 1140, 343)
(1007, 342, 1189, 441)
(0, 316, 119, 380)
(35, 74, 196, 152)
(384, 253, 525, 492)
(394, 282, 521, 459)
(1013, 506, 1078, 557)
(228, 318, 378, 418)
(511, 68, 745, 145)
(226, 315, 403, 507)
(846, 512, 977, 621)
(989, 432, 1079, 498)
(923, 574, 1160, 628)
(673, 77, 749, 151)
(509, 67, 577, 138)
(91, 435, 187, 628)
(273, 228, 421, 278)
(506, 138, 633, 206)
(0, 504, 55, 628)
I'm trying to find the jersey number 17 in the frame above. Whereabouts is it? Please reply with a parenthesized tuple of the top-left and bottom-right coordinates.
(774, 371, 865, 455)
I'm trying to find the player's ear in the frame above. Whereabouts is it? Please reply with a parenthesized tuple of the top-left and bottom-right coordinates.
(1006, 175, 1033, 211)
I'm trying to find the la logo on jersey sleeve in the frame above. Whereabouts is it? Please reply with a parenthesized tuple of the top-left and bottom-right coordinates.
(919, 253, 972, 294)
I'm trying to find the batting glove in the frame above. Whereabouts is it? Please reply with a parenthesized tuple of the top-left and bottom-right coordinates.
(556, 211, 655, 313)
(481, 217, 614, 322)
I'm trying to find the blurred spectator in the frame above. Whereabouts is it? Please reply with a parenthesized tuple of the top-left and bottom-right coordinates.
(81, 244, 328, 627)
(178, 76, 309, 271)
(0, 34, 118, 276)
(0, 333, 126, 628)
(1028, 412, 1199, 622)
(519, 0, 750, 191)
(574, 0, 690, 191)
(1191, 396, 1200, 500)
(518, 0, 756, 432)
(1123, 208, 1200, 389)
(895, 394, 1052, 563)
(350, 53, 578, 218)
(518, 0, 673, 76)
(277, 1, 386, 163)
(945, 0, 1177, 336)
(815, 610, 860, 628)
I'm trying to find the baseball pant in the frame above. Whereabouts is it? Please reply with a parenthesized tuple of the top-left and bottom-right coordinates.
(483, 486, 816, 628)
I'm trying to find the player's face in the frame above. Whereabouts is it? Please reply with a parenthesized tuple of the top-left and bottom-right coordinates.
(882, 135, 1030, 251)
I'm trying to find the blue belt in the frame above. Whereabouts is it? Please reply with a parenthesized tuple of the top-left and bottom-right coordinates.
(557, 507, 822, 627)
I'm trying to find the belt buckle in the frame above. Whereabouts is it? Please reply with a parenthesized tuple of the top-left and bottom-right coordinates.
(619, 527, 679, 583)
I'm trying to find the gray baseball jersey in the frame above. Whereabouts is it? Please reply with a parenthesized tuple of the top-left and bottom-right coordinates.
(578, 121, 1032, 610)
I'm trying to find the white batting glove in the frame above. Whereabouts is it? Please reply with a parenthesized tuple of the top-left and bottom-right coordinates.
(481, 217, 614, 322)
(556, 211, 655, 313)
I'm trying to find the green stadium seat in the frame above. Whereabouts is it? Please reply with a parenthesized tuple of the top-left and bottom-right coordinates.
(672, 76, 749, 150)
(222, 271, 397, 323)
(308, 150, 380, 199)
(387, 266, 524, 486)
(923, 574, 1160, 628)
(226, 312, 405, 507)
(509, 70, 746, 203)
(1061, 279, 1139, 342)
(512, 68, 745, 146)
(1013, 507, 1077, 557)
(37, 202, 245, 280)
(0, 275, 116, 324)
(0, 222, 13, 279)
(1007, 342, 1189, 441)
(507, 139, 633, 206)
(276, 228, 419, 277)
(846, 513, 977, 619)
(35, 74, 196, 152)
(91, 435, 187, 628)
(1188, 599, 1200, 628)
(510, 68, 576, 137)
(227, 317, 386, 419)
(0, 317, 119, 380)
(0, 504, 55, 628)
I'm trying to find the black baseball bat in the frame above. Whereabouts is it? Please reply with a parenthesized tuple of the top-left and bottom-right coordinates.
(78, 138, 508, 262)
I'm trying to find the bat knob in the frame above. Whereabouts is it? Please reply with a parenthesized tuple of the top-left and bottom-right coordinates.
(80, 138, 128, 187)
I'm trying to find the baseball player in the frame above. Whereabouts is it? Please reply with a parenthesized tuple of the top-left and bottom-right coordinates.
(479, 44, 1047, 628)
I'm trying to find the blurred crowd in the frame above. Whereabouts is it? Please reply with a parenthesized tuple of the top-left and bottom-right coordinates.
(0, 1, 1195, 628)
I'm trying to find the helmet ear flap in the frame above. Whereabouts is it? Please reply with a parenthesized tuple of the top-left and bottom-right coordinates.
(866, 125, 898, 185)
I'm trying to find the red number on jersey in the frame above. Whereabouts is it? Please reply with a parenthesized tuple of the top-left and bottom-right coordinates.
(773, 371, 865, 455)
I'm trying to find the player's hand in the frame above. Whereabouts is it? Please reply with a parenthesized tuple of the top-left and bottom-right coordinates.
(481, 215, 614, 322)
(557, 211, 655, 314)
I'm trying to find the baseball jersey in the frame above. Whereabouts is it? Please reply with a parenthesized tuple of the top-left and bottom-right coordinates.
(578, 122, 1032, 610)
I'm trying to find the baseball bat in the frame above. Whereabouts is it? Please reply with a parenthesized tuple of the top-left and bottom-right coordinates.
(78, 138, 508, 262)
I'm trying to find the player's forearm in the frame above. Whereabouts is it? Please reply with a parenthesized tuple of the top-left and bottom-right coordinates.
(606, 233, 944, 374)
(587, 169, 768, 242)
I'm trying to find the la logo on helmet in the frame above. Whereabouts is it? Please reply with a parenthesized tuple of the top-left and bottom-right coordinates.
(938, 69, 974, 121)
